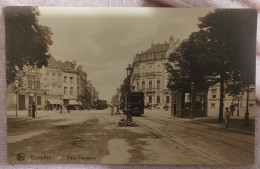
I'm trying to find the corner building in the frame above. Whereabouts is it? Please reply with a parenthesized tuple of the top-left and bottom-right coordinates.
(131, 36, 180, 110)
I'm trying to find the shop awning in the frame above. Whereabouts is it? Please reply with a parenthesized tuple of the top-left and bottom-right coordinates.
(47, 99, 62, 105)
(69, 100, 80, 105)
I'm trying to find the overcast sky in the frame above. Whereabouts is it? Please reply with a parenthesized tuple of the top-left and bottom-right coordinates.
(38, 7, 212, 101)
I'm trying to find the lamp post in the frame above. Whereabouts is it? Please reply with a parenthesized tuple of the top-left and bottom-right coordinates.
(190, 82, 195, 119)
(126, 64, 133, 122)
(15, 80, 19, 118)
(236, 94, 240, 116)
(244, 85, 250, 126)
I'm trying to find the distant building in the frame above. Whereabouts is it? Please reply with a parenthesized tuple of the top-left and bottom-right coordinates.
(40, 58, 64, 110)
(131, 35, 180, 110)
(63, 60, 78, 107)
(7, 65, 46, 111)
(77, 65, 88, 105)
(208, 84, 256, 116)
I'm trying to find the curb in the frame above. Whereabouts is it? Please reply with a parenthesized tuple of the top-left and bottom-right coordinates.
(8, 115, 50, 123)
(188, 121, 255, 136)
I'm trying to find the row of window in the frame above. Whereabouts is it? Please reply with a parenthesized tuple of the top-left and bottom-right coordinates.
(136, 80, 161, 90)
(147, 95, 170, 104)
(64, 87, 74, 95)
(29, 96, 41, 105)
(46, 73, 62, 81)
(45, 73, 74, 84)
(136, 52, 165, 61)
(211, 88, 255, 99)
(210, 103, 255, 108)
(134, 64, 162, 74)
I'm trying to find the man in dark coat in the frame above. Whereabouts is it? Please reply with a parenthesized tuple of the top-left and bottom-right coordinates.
(32, 101, 36, 118)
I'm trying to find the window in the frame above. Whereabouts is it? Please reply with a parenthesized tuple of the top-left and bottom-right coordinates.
(64, 76, 67, 83)
(157, 65, 161, 73)
(58, 85, 62, 94)
(149, 96, 152, 103)
(250, 88, 255, 99)
(37, 96, 41, 105)
(149, 81, 152, 89)
(149, 65, 153, 73)
(58, 74, 62, 81)
(157, 80, 160, 89)
(142, 81, 145, 90)
(211, 89, 217, 98)
(70, 77, 73, 84)
(70, 87, 73, 95)
(211, 103, 215, 108)
(64, 87, 67, 95)
(142, 66, 146, 74)
(157, 96, 160, 103)
(166, 96, 170, 103)
(249, 103, 255, 107)
(52, 73, 55, 80)
(29, 96, 33, 105)
(136, 81, 139, 90)
(46, 73, 49, 78)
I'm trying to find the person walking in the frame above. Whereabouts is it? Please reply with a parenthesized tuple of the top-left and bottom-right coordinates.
(28, 104, 32, 116)
(230, 103, 235, 116)
(32, 102, 36, 118)
(59, 104, 62, 114)
(225, 107, 231, 128)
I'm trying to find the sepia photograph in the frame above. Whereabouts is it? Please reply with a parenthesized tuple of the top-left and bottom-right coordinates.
(5, 7, 257, 165)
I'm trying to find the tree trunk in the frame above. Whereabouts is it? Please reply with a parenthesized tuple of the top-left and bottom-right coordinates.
(218, 78, 224, 122)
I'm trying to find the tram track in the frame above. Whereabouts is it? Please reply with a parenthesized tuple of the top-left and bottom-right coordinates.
(134, 116, 227, 165)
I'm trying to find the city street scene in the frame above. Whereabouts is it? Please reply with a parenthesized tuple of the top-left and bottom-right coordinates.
(5, 7, 257, 165)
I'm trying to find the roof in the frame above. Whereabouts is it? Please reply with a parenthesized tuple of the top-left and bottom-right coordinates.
(47, 56, 77, 73)
(140, 43, 169, 55)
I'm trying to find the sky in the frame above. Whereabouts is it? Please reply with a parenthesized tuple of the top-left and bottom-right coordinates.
(38, 7, 212, 102)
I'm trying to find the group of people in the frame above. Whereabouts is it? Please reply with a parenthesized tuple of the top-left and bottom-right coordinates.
(28, 102, 36, 118)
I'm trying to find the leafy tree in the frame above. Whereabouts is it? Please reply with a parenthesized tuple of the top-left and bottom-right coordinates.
(5, 6, 53, 85)
(166, 9, 257, 122)
(165, 30, 215, 93)
(198, 9, 257, 121)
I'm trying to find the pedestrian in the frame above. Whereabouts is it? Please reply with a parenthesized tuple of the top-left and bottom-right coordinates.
(28, 104, 32, 116)
(225, 107, 231, 128)
(32, 101, 36, 118)
(59, 104, 62, 114)
(230, 103, 235, 116)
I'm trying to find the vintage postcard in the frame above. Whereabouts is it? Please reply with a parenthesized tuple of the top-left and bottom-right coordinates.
(5, 7, 257, 165)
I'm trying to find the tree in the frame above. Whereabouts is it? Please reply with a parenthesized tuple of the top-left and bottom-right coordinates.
(198, 9, 257, 122)
(5, 6, 53, 85)
(165, 30, 215, 93)
(166, 9, 257, 122)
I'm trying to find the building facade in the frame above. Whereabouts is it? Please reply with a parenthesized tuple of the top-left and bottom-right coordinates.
(208, 83, 256, 117)
(40, 64, 63, 110)
(131, 36, 180, 110)
(6, 65, 46, 111)
(63, 60, 78, 106)
(77, 65, 88, 105)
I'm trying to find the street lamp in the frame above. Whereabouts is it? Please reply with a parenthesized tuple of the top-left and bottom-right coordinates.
(190, 82, 195, 119)
(14, 80, 19, 118)
(126, 64, 133, 122)
(244, 85, 250, 126)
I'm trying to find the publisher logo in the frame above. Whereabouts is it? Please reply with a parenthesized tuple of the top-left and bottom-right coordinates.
(16, 153, 25, 161)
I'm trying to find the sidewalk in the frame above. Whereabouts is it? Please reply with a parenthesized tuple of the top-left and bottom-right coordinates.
(189, 116, 255, 135)
(143, 109, 255, 135)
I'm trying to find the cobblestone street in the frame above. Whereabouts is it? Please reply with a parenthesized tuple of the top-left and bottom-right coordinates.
(7, 109, 255, 165)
